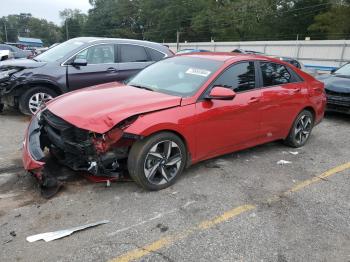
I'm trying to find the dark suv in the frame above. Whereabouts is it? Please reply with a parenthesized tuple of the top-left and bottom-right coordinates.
(0, 37, 173, 114)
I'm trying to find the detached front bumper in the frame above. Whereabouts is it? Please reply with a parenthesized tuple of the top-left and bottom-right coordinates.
(22, 115, 45, 178)
(23, 110, 134, 194)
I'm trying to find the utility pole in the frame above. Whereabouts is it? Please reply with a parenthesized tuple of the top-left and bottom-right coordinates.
(4, 21, 8, 42)
(176, 30, 180, 51)
(65, 19, 69, 40)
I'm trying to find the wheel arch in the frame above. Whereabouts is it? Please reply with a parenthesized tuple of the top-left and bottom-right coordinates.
(27, 81, 64, 96)
(13, 81, 64, 97)
(301, 106, 316, 123)
(130, 126, 193, 167)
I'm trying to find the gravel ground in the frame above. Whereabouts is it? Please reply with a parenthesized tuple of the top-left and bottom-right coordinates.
(0, 111, 349, 262)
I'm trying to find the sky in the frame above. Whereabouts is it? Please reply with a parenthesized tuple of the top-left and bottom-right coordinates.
(0, 0, 92, 25)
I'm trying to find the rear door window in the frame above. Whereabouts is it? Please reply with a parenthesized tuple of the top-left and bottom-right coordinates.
(119, 44, 149, 63)
(260, 62, 293, 86)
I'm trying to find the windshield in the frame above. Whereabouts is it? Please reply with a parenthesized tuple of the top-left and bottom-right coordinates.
(128, 56, 223, 97)
(35, 39, 86, 62)
(334, 63, 350, 76)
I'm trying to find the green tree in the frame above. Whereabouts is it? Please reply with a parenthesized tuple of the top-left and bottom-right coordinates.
(59, 8, 87, 39)
(309, 1, 350, 39)
(0, 14, 62, 45)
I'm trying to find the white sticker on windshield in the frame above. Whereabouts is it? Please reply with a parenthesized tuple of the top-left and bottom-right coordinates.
(185, 68, 211, 77)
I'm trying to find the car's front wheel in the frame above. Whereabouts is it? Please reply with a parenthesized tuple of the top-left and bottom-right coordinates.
(19, 86, 57, 115)
(128, 132, 187, 190)
(285, 109, 314, 148)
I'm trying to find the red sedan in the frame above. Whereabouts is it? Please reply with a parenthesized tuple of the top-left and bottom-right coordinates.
(23, 53, 326, 194)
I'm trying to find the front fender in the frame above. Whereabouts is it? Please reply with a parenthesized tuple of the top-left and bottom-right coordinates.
(124, 104, 197, 163)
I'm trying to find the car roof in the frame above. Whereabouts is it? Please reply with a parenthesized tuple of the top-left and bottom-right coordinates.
(69, 37, 172, 55)
(177, 52, 273, 63)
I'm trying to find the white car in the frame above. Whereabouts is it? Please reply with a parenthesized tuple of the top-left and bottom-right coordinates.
(0, 50, 13, 61)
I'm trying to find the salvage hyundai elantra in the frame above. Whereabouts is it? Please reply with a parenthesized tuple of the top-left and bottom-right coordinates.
(22, 53, 326, 195)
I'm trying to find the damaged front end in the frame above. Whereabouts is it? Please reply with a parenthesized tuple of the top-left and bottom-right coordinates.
(23, 109, 139, 198)
(0, 67, 22, 110)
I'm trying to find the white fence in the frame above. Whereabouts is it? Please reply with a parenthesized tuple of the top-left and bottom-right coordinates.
(166, 40, 350, 70)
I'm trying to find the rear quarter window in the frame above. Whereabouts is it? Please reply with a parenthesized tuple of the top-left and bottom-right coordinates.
(146, 47, 165, 61)
(260, 62, 302, 87)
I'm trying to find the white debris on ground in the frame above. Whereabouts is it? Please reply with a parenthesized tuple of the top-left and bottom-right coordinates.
(277, 160, 292, 165)
(289, 151, 299, 155)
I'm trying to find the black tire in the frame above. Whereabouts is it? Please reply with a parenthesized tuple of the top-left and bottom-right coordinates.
(284, 109, 314, 148)
(19, 86, 57, 115)
(128, 132, 187, 191)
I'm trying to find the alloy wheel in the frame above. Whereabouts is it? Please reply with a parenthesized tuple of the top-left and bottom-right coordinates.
(143, 140, 182, 185)
(28, 92, 53, 114)
(294, 114, 312, 144)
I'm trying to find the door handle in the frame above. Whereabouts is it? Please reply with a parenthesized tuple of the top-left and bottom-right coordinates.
(292, 88, 301, 93)
(248, 97, 260, 104)
(106, 67, 117, 73)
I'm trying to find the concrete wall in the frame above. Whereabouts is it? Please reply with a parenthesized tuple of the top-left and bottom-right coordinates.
(166, 40, 350, 69)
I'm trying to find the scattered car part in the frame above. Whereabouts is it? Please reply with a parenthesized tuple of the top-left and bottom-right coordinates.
(289, 151, 299, 155)
(26, 220, 109, 242)
(22, 53, 326, 193)
(0, 37, 173, 115)
(277, 160, 292, 165)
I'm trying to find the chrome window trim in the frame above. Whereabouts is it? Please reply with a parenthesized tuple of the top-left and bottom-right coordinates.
(61, 43, 114, 66)
(61, 42, 168, 67)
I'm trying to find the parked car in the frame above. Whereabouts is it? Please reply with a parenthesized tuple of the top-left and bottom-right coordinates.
(0, 37, 173, 115)
(23, 53, 326, 195)
(232, 48, 264, 55)
(0, 49, 13, 61)
(316, 63, 350, 114)
(176, 49, 210, 54)
(0, 44, 32, 59)
(232, 49, 317, 76)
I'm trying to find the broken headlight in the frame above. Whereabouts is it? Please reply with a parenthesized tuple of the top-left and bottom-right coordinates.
(0, 68, 20, 81)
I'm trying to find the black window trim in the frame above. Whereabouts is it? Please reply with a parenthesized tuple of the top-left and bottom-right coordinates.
(198, 60, 260, 101)
(257, 60, 304, 89)
(117, 43, 167, 63)
(144, 47, 166, 62)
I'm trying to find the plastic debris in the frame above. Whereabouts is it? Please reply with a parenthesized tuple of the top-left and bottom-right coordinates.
(277, 160, 292, 165)
(289, 151, 299, 155)
(26, 220, 109, 242)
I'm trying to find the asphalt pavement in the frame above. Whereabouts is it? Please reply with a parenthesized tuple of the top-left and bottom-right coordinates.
(0, 111, 349, 262)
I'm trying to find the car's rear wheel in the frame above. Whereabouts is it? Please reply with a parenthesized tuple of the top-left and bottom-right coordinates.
(128, 132, 187, 190)
(285, 109, 314, 148)
(19, 86, 57, 115)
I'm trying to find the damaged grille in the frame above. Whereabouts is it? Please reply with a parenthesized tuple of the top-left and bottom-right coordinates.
(41, 110, 95, 168)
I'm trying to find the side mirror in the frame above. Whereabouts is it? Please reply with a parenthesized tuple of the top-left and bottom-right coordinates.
(207, 86, 236, 100)
(330, 68, 337, 74)
(72, 58, 87, 67)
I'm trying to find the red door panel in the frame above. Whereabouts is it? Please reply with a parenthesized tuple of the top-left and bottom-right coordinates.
(194, 90, 262, 161)
(260, 82, 307, 139)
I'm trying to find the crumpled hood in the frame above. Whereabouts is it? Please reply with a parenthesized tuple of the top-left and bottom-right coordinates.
(316, 74, 350, 94)
(46, 82, 182, 133)
(0, 58, 46, 69)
